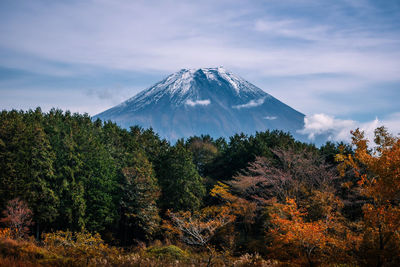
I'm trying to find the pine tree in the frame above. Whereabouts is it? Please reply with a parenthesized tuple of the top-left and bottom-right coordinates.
(45, 110, 86, 231)
(25, 111, 59, 238)
(157, 141, 205, 211)
(0, 110, 27, 209)
(120, 151, 160, 242)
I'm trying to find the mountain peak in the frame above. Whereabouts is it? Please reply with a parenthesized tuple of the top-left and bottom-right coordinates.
(120, 67, 266, 111)
(95, 68, 305, 141)
(172, 67, 257, 95)
(179, 66, 226, 72)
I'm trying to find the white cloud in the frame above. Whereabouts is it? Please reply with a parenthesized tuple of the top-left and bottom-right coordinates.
(381, 112, 400, 136)
(0, 0, 399, 118)
(185, 99, 211, 107)
(299, 113, 355, 141)
(1, 1, 399, 82)
(299, 113, 400, 143)
(264, 116, 277, 120)
(254, 18, 330, 42)
(233, 97, 265, 109)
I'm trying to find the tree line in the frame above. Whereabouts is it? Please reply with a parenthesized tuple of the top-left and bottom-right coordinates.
(0, 108, 399, 266)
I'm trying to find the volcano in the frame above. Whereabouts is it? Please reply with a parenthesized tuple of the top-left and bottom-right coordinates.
(94, 67, 305, 141)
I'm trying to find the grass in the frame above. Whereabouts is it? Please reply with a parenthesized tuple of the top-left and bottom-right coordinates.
(0, 228, 280, 267)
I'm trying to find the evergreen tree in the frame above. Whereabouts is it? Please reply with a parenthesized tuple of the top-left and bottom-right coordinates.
(0, 110, 28, 209)
(157, 141, 205, 211)
(45, 110, 86, 231)
(186, 135, 219, 177)
(120, 152, 160, 243)
(0, 109, 59, 238)
(25, 110, 59, 238)
(76, 116, 118, 233)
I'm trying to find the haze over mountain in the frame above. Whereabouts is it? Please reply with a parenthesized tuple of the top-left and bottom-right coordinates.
(95, 67, 305, 141)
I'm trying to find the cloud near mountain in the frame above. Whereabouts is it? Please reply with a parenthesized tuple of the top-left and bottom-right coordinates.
(185, 99, 211, 107)
(299, 113, 400, 143)
(232, 97, 266, 109)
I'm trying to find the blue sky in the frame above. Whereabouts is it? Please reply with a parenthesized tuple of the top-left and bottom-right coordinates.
(1, 0, 399, 141)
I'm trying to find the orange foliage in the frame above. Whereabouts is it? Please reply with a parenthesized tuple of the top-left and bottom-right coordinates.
(0, 228, 12, 239)
(210, 181, 256, 224)
(0, 256, 43, 267)
(337, 127, 400, 265)
(268, 197, 354, 266)
(337, 127, 400, 204)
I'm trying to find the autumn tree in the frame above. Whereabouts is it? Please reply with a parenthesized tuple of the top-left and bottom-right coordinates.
(165, 205, 236, 266)
(207, 130, 313, 181)
(267, 197, 353, 266)
(231, 148, 337, 206)
(337, 127, 400, 266)
(228, 147, 354, 259)
(210, 182, 257, 228)
(1, 198, 33, 239)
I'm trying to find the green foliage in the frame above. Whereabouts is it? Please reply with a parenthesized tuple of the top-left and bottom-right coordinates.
(0, 109, 59, 238)
(8, 108, 398, 266)
(319, 141, 353, 165)
(157, 141, 206, 211)
(120, 151, 161, 242)
(186, 135, 219, 176)
(206, 130, 316, 181)
(0, 109, 163, 238)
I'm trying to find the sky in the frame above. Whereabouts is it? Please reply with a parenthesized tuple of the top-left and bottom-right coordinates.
(0, 0, 399, 142)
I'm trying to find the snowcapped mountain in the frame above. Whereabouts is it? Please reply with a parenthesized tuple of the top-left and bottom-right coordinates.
(94, 67, 305, 141)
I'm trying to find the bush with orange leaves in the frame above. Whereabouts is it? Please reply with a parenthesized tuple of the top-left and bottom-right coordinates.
(0, 228, 12, 239)
(0, 230, 51, 265)
(267, 196, 356, 266)
(210, 181, 257, 225)
(337, 126, 400, 266)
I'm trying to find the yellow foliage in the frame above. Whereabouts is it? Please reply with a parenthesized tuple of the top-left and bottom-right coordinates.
(43, 230, 122, 266)
(210, 181, 256, 224)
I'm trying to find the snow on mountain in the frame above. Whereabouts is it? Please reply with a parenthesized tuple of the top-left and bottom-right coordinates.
(94, 67, 305, 141)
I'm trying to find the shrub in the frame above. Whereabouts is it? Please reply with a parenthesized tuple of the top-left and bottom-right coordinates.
(1, 199, 33, 239)
(0, 228, 12, 239)
(42, 230, 122, 265)
(146, 245, 189, 260)
(233, 253, 278, 267)
(0, 256, 43, 267)
(0, 236, 50, 263)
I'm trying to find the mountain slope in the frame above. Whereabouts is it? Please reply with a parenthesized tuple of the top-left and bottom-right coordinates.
(94, 67, 305, 141)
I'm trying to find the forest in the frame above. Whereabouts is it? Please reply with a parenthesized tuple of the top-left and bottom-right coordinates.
(0, 108, 399, 266)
